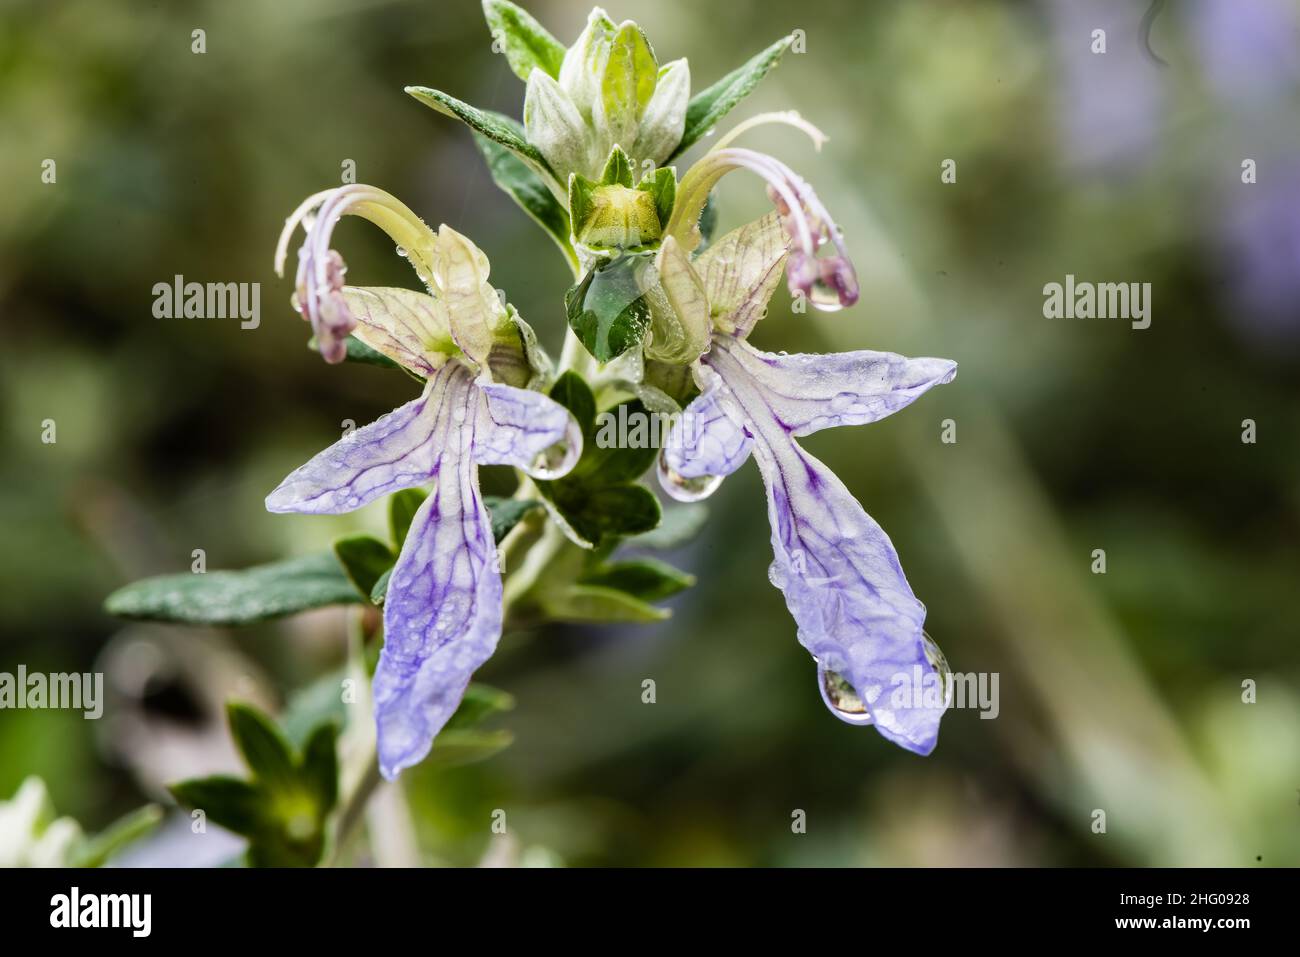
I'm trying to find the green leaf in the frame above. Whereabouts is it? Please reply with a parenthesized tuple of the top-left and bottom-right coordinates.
(388, 488, 429, 549)
(406, 87, 551, 173)
(547, 370, 598, 435)
(425, 729, 515, 768)
(474, 132, 577, 275)
(482, 0, 566, 81)
(228, 702, 298, 791)
(169, 707, 342, 868)
(638, 165, 676, 227)
(481, 496, 542, 543)
(104, 554, 363, 626)
(71, 804, 163, 868)
(599, 145, 634, 187)
(541, 583, 671, 623)
(445, 682, 516, 731)
(579, 557, 695, 602)
(534, 377, 662, 548)
(332, 535, 395, 599)
(168, 776, 265, 835)
(565, 255, 653, 363)
(299, 723, 339, 811)
(538, 481, 661, 546)
(669, 33, 796, 159)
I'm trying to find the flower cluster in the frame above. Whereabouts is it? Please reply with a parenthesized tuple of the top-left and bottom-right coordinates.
(269, 1, 956, 778)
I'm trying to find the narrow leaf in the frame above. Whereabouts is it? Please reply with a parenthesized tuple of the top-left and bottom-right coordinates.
(227, 702, 298, 791)
(580, 557, 696, 602)
(406, 87, 551, 172)
(104, 554, 363, 626)
(541, 583, 671, 623)
(482, 0, 567, 80)
(474, 132, 577, 274)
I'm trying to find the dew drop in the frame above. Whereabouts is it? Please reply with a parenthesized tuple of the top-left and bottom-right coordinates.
(809, 277, 846, 313)
(922, 631, 953, 706)
(658, 449, 722, 502)
(527, 440, 572, 480)
(395, 245, 408, 258)
(817, 662, 874, 725)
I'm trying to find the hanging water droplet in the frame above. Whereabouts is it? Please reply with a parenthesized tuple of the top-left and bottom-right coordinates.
(657, 449, 722, 502)
(922, 631, 953, 707)
(817, 662, 874, 725)
(809, 277, 846, 312)
(395, 245, 408, 258)
(527, 440, 572, 480)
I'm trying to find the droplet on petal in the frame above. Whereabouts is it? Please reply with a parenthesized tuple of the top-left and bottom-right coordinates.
(523, 415, 582, 480)
(817, 662, 874, 725)
(657, 448, 723, 502)
(922, 630, 953, 707)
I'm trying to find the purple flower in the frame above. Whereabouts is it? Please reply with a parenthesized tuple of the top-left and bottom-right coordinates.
(270, 186, 581, 778)
(657, 208, 957, 754)
(667, 113, 860, 312)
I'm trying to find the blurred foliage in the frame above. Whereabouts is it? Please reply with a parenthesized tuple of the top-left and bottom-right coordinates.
(0, 0, 1297, 866)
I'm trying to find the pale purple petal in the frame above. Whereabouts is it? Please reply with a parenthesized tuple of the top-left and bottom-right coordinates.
(703, 337, 956, 754)
(713, 337, 957, 437)
(474, 381, 582, 479)
(658, 364, 753, 502)
(264, 370, 456, 514)
(373, 362, 502, 779)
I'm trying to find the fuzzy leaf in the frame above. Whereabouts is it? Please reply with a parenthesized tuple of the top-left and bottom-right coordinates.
(579, 557, 695, 602)
(104, 554, 363, 626)
(407, 87, 551, 173)
(482, 0, 566, 80)
(474, 132, 577, 274)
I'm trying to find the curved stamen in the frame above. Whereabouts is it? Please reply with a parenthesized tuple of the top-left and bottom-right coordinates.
(670, 147, 859, 310)
(275, 185, 439, 363)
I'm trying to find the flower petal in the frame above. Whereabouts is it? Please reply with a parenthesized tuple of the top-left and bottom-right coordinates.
(657, 363, 753, 502)
(474, 380, 583, 479)
(432, 225, 511, 367)
(342, 286, 456, 376)
(704, 338, 955, 754)
(373, 364, 503, 779)
(265, 369, 459, 515)
(275, 185, 440, 365)
(692, 213, 788, 336)
(713, 336, 957, 436)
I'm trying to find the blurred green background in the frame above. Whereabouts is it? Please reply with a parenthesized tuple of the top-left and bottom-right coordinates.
(2, 0, 1298, 866)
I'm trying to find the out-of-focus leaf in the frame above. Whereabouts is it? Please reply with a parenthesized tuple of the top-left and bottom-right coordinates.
(104, 554, 363, 626)
(579, 557, 695, 601)
(482, 496, 542, 543)
(332, 534, 394, 599)
(69, 804, 163, 868)
(541, 583, 671, 623)
(475, 132, 578, 275)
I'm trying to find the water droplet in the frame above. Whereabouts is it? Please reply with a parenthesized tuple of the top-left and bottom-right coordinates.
(817, 663, 874, 725)
(658, 449, 722, 502)
(527, 440, 572, 480)
(922, 631, 953, 706)
(809, 277, 846, 312)
(395, 245, 408, 258)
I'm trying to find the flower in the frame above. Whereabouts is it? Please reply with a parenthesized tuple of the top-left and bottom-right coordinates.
(655, 205, 957, 755)
(269, 186, 582, 778)
(522, 7, 690, 183)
